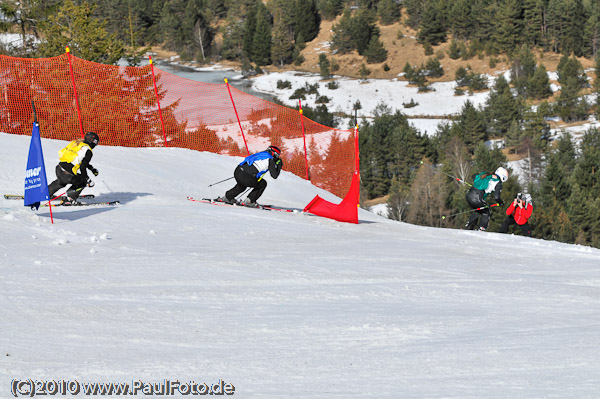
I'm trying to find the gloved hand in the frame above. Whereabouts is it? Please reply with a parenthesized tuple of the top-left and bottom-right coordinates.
(87, 178, 95, 188)
(497, 199, 504, 206)
(90, 166, 99, 176)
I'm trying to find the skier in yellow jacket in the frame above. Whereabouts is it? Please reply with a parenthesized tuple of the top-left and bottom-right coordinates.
(48, 132, 99, 205)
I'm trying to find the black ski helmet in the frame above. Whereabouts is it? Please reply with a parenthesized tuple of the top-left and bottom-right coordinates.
(84, 131, 99, 148)
(268, 145, 281, 158)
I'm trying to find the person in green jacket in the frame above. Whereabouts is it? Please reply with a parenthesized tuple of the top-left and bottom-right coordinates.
(464, 167, 508, 231)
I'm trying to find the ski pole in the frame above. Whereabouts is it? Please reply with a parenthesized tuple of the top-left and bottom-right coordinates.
(101, 179, 113, 192)
(420, 161, 472, 187)
(441, 203, 499, 219)
(208, 176, 234, 187)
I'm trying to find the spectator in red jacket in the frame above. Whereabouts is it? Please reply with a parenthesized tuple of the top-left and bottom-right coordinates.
(499, 193, 533, 236)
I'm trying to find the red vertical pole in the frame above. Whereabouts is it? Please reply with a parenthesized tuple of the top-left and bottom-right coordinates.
(355, 123, 360, 206)
(354, 123, 360, 174)
(66, 46, 84, 138)
(225, 78, 250, 155)
(299, 100, 309, 180)
(149, 56, 168, 147)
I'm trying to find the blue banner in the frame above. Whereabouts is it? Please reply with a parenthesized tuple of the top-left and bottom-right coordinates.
(24, 122, 50, 209)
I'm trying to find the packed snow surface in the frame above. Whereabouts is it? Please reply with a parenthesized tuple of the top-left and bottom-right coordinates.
(2, 133, 600, 398)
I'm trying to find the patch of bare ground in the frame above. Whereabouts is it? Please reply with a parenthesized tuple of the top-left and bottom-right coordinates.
(362, 195, 390, 208)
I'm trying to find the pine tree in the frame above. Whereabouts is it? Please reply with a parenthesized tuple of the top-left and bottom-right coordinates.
(571, 128, 600, 198)
(505, 119, 522, 148)
(588, 198, 600, 247)
(562, 0, 586, 57)
(583, 2, 600, 57)
(417, 0, 447, 46)
(547, 0, 586, 55)
(556, 132, 577, 174)
(566, 184, 591, 245)
(38, 0, 124, 64)
(556, 54, 588, 122)
(454, 100, 486, 152)
(330, 10, 354, 54)
(387, 116, 428, 184)
(319, 53, 331, 78)
(293, 0, 320, 43)
(528, 63, 553, 100)
(533, 200, 574, 243)
(187, 0, 214, 61)
(319, 0, 344, 21)
(377, 0, 401, 26)
(359, 63, 371, 79)
(159, 0, 214, 61)
(425, 57, 444, 78)
(510, 45, 536, 97)
(540, 153, 571, 204)
(447, 39, 462, 60)
(206, 0, 227, 18)
(493, 0, 523, 54)
(271, 8, 294, 66)
(594, 55, 600, 118)
(242, 0, 258, 59)
(2, 0, 60, 56)
(471, 0, 498, 46)
(448, 0, 473, 41)
(360, 112, 393, 198)
(221, 11, 245, 60)
(546, 0, 568, 53)
(485, 75, 523, 137)
(522, 0, 545, 46)
(349, 10, 379, 55)
(521, 107, 550, 149)
(251, 1, 272, 66)
(558, 54, 588, 90)
(472, 142, 508, 176)
(364, 36, 388, 63)
(404, 0, 424, 30)
(360, 107, 426, 197)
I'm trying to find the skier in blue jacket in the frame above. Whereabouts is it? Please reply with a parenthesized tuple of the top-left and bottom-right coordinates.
(217, 145, 283, 207)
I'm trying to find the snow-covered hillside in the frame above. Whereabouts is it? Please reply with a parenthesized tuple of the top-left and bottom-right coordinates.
(2, 132, 600, 398)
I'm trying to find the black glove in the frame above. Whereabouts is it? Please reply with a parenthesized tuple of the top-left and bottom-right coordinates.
(87, 178, 95, 188)
(497, 199, 504, 206)
(90, 166, 99, 176)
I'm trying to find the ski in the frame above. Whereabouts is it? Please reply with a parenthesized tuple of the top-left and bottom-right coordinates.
(187, 197, 295, 213)
(51, 200, 120, 207)
(4, 194, 95, 200)
(257, 204, 295, 213)
(187, 197, 238, 207)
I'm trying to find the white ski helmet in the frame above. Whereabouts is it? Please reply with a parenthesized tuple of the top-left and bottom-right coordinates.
(495, 167, 508, 182)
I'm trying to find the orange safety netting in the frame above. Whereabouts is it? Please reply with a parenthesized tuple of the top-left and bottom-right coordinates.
(0, 53, 357, 198)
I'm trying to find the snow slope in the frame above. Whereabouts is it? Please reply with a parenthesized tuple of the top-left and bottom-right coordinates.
(2, 133, 600, 398)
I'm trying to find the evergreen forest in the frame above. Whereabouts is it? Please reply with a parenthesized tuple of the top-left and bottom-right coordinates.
(2, 0, 600, 247)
